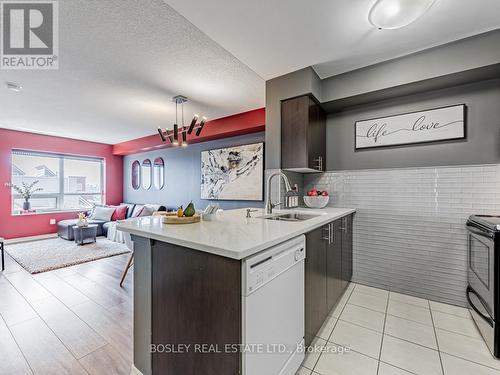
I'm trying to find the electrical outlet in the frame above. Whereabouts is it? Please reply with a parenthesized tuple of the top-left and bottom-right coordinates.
(49, 219, 56, 225)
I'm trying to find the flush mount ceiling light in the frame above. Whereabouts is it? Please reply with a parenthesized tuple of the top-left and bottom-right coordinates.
(157, 95, 207, 147)
(6, 82, 22, 92)
(369, 0, 436, 30)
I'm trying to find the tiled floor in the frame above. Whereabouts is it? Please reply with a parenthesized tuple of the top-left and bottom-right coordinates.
(297, 283, 500, 375)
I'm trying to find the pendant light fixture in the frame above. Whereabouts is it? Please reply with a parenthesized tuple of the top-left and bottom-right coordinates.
(369, 0, 436, 30)
(157, 96, 207, 147)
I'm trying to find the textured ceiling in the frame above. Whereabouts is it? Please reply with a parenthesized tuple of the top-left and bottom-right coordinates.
(0, 0, 265, 144)
(165, 0, 500, 79)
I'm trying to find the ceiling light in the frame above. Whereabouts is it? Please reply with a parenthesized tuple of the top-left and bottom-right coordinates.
(187, 114, 199, 134)
(157, 96, 207, 147)
(157, 127, 166, 142)
(195, 117, 207, 137)
(6, 82, 22, 92)
(369, 0, 436, 30)
(173, 124, 179, 145)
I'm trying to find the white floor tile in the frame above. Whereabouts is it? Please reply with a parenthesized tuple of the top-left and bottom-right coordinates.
(384, 315, 438, 349)
(441, 353, 500, 375)
(348, 291, 387, 313)
(317, 315, 338, 341)
(296, 366, 312, 375)
(432, 311, 481, 338)
(436, 329, 500, 371)
(429, 301, 471, 319)
(329, 294, 349, 318)
(329, 320, 382, 359)
(302, 337, 327, 370)
(354, 284, 389, 298)
(314, 344, 378, 375)
(381, 335, 443, 375)
(378, 362, 414, 375)
(387, 299, 433, 326)
(389, 292, 429, 308)
(340, 303, 385, 332)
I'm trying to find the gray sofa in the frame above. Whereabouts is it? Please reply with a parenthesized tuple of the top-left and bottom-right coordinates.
(57, 203, 168, 241)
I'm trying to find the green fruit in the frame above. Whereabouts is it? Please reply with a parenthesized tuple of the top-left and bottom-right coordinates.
(184, 201, 195, 217)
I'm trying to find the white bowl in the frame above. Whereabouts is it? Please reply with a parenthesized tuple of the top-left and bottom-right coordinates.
(303, 195, 329, 209)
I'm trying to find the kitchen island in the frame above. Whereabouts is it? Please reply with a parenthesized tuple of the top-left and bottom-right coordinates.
(117, 207, 355, 375)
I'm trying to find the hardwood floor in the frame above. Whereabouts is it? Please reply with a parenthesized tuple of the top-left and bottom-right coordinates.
(0, 251, 133, 375)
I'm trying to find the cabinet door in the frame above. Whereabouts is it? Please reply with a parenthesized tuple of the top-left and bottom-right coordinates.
(327, 221, 343, 313)
(305, 225, 328, 346)
(307, 97, 326, 171)
(281, 96, 309, 170)
(341, 215, 353, 286)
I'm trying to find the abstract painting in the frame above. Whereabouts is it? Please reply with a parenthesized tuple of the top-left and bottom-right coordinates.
(201, 142, 264, 201)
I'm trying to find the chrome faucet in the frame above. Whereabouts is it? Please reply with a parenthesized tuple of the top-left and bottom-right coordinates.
(265, 171, 293, 214)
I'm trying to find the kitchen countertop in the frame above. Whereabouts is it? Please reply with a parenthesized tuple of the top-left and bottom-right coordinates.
(117, 207, 355, 260)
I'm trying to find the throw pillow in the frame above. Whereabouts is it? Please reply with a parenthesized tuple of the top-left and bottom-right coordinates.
(137, 205, 155, 217)
(90, 206, 116, 221)
(111, 205, 127, 221)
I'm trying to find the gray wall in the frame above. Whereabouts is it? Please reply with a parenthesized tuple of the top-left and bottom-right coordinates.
(123, 132, 265, 210)
(327, 79, 500, 170)
(322, 30, 500, 102)
(265, 67, 321, 169)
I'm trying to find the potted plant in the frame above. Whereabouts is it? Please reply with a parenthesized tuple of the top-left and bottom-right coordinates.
(7, 180, 43, 211)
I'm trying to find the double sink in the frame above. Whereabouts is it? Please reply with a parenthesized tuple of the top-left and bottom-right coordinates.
(260, 212, 320, 222)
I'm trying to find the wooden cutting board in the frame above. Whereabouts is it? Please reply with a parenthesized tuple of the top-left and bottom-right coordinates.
(162, 214, 201, 224)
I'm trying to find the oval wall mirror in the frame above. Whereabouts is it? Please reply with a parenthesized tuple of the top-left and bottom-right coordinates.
(153, 157, 165, 190)
(131, 160, 140, 190)
(141, 159, 152, 190)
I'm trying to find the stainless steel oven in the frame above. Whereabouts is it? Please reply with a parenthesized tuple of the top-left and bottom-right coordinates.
(466, 215, 500, 358)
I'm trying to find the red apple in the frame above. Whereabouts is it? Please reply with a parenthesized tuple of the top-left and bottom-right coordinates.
(310, 191, 318, 196)
(321, 191, 328, 196)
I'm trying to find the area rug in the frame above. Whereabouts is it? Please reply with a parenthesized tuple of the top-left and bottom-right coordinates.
(6, 237, 131, 274)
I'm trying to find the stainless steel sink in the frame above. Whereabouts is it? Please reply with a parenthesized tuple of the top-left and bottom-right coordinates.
(261, 212, 320, 222)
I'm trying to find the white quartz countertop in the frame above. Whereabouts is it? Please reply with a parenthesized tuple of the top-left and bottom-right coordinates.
(116, 207, 355, 260)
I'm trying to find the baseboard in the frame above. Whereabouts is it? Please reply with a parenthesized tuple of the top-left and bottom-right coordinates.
(5, 233, 58, 244)
(130, 364, 143, 375)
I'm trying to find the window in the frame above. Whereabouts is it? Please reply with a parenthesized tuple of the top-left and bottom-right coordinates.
(11, 150, 104, 214)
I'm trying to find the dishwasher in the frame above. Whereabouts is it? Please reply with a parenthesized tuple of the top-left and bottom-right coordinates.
(242, 235, 306, 375)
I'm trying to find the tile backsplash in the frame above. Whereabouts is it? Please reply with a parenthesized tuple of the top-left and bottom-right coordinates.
(305, 164, 500, 307)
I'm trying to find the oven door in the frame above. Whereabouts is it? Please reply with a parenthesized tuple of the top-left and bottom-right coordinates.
(467, 223, 495, 318)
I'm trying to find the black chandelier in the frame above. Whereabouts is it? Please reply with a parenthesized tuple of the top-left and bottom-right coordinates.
(157, 95, 207, 147)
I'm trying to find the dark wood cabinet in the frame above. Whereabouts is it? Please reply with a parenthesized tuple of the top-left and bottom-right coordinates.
(281, 95, 326, 172)
(327, 220, 343, 312)
(305, 215, 353, 345)
(341, 215, 353, 290)
(305, 225, 328, 346)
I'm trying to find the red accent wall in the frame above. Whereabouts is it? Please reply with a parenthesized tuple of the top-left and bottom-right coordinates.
(0, 129, 123, 239)
(113, 108, 265, 156)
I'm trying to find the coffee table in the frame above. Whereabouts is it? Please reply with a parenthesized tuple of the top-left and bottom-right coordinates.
(72, 224, 98, 245)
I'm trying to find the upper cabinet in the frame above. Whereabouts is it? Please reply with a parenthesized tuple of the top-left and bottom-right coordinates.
(281, 95, 326, 173)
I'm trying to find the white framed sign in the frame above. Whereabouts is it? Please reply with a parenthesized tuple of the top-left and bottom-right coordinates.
(355, 104, 466, 150)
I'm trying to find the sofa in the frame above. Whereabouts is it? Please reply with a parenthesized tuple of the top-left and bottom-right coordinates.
(57, 203, 168, 241)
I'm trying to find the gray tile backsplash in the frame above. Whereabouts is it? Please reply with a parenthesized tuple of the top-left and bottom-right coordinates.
(304, 164, 500, 307)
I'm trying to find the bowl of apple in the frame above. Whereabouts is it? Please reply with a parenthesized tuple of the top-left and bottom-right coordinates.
(303, 188, 329, 208)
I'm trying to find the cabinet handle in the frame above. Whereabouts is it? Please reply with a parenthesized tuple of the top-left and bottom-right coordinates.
(322, 226, 330, 241)
(329, 223, 333, 244)
(315, 156, 323, 171)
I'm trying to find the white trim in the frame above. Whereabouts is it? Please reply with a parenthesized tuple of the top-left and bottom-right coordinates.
(130, 364, 143, 375)
(5, 233, 58, 245)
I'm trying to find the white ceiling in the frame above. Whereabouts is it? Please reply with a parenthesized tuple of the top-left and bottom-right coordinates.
(2, 1, 500, 145)
(165, 0, 500, 79)
(0, 0, 265, 144)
